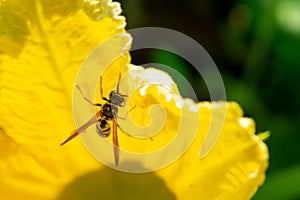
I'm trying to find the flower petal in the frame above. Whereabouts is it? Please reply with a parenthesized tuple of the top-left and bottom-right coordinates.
(0, 0, 130, 199)
(118, 66, 269, 199)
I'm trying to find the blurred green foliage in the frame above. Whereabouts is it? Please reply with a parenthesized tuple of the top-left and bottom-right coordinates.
(117, 0, 300, 199)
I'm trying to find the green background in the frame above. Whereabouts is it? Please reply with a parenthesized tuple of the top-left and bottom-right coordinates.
(117, 0, 300, 199)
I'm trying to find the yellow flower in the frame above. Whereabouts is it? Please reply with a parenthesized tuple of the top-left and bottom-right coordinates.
(0, 0, 268, 200)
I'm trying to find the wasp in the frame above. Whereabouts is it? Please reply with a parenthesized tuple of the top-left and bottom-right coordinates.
(61, 73, 132, 166)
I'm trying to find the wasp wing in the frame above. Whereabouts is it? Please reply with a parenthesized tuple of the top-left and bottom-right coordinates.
(60, 111, 101, 146)
(112, 117, 120, 166)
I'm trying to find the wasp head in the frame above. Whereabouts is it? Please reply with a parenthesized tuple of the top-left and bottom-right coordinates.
(109, 90, 125, 106)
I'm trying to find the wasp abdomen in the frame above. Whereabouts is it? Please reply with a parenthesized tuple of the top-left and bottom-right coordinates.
(96, 120, 110, 137)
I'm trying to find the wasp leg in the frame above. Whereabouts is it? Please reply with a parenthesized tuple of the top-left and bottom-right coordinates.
(117, 124, 153, 141)
(99, 76, 110, 101)
(76, 85, 102, 107)
(117, 106, 136, 120)
(117, 106, 153, 141)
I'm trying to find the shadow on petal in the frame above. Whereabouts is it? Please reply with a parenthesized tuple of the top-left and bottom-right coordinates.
(58, 161, 176, 200)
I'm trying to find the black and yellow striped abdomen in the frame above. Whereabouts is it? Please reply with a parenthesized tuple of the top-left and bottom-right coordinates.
(96, 120, 111, 137)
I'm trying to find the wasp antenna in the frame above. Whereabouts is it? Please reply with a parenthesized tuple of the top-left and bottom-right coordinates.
(117, 72, 122, 93)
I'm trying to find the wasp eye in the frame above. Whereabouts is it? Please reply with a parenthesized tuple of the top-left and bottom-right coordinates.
(109, 91, 115, 99)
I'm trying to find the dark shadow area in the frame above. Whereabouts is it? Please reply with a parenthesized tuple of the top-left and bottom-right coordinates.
(58, 162, 176, 200)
